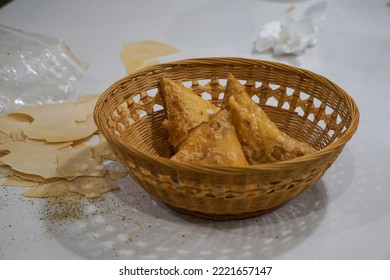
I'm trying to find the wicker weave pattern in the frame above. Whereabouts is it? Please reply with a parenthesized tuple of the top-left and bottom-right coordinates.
(94, 58, 359, 219)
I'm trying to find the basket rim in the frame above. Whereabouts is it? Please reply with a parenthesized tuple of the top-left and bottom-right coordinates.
(94, 57, 360, 174)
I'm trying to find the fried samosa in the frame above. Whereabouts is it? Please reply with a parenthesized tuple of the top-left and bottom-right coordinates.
(225, 74, 316, 164)
(171, 109, 249, 167)
(160, 78, 220, 147)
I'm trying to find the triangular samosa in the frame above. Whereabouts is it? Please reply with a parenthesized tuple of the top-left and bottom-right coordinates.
(225, 74, 316, 164)
(171, 110, 249, 167)
(160, 78, 220, 147)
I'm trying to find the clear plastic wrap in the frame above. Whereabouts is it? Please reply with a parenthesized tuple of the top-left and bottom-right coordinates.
(0, 25, 88, 114)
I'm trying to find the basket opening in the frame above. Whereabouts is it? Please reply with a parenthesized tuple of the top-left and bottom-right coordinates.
(265, 96, 279, 107)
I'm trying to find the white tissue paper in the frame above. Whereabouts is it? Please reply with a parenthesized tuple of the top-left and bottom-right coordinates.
(254, 1, 327, 55)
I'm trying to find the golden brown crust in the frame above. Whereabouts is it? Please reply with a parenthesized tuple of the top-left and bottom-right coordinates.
(161, 77, 219, 147)
(225, 74, 316, 164)
(171, 110, 249, 167)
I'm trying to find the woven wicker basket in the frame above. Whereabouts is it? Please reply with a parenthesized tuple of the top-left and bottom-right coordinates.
(94, 57, 359, 220)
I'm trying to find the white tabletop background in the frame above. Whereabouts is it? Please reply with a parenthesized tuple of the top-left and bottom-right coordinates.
(0, 0, 389, 259)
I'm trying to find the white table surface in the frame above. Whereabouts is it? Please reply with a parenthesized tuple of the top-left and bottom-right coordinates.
(0, 0, 389, 260)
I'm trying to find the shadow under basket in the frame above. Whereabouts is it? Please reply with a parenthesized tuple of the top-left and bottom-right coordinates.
(94, 57, 359, 220)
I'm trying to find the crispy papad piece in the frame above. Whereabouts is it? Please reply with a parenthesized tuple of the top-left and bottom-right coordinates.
(68, 176, 118, 199)
(9, 95, 99, 143)
(0, 140, 65, 180)
(57, 143, 107, 179)
(161, 77, 220, 147)
(1, 176, 40, 187)
(0, 95, 125, 204)
(225, 74, 316, 164)
(0, 113, 31, 141)
(171, 110, 248, 167)
(120, 40, 179, 74)
(22, 180, 70, 198)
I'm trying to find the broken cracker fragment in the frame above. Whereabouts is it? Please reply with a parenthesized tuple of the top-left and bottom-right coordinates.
(0, 113, 30, 141)
(22, 180, 70, 198)
(57, 143, 107, 179)
(107, 169, 128, 180)
(0, 166, 13, 178)
(1, 176, 40, 187)
(91, 134, 118, 161)
(120, 40, 179, 74)
(0, 139, 64, 180)
(10, 95, 99, 143)
(69, 176, 119, 199)
(0, 94, 123, 203)
(9, 170, 50, 183)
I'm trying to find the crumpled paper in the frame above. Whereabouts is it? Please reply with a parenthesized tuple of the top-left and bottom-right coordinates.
(254, 2, 327, 55)
(0, 25, 88, 114)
